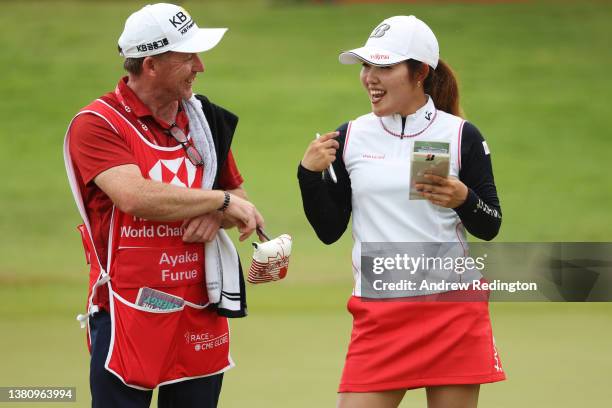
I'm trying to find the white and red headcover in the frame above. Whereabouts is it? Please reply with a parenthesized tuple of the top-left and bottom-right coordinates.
(248, 234, 292, 284)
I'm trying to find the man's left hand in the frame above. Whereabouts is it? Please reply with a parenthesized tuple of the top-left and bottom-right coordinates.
(415, 174, 468, 209)
(182, 212, 224, 243)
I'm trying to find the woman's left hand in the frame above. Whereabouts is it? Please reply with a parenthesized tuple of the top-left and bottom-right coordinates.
(415, 174, 468, 209)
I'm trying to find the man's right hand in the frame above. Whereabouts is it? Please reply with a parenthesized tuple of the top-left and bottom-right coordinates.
(223, 193, 265, 241)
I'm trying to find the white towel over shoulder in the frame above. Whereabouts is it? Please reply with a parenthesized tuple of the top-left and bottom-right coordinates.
(183, 95, 244, 315)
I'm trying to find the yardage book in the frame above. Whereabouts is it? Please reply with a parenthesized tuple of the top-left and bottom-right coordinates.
(409, 141, 450, 200)
(136, 287, 185, 311)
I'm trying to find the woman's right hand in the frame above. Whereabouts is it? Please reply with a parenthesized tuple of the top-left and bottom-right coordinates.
(300, 131, 340, 172)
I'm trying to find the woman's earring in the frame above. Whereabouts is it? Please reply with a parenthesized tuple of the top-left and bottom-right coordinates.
(417, 81, 421, 87)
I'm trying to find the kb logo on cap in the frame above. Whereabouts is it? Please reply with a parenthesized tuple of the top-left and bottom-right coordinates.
(169, 11, 188, 28)
(169, 9, 195, 35)
(370, 23, 390, 38)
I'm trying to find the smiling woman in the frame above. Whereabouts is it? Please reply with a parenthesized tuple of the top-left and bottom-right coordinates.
(298, 15, 504, 408)
(360, 58, 461, 120)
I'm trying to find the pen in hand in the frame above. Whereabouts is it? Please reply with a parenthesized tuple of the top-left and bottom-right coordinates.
(316, 132, 338, 183)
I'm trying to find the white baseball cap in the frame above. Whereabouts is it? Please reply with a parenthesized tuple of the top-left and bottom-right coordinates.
(118, 3, 227, 58)
(339, 15, 439, 69)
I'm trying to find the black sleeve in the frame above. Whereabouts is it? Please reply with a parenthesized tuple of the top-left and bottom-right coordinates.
(454, 122, 502, 241)
(297, 123, 352, 245)
(195, 94, 239, 188)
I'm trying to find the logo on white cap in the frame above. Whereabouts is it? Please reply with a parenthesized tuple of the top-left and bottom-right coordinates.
(370, 24, 390, 39)
(118, 3, 227, 58)
(339, 15, 439, 69)
(168, 10, 194, 34)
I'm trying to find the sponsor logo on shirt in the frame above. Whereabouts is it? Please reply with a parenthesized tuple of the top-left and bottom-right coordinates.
(148, 158, 197, 188)
(482, 141, 491, 155)
(362, 153, 386, 160)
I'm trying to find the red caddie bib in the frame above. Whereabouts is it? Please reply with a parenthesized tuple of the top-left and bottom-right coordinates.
(64, 97, 232, 390)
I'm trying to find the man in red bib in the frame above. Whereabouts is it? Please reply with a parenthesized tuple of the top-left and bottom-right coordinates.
(64, 3, 264, 407)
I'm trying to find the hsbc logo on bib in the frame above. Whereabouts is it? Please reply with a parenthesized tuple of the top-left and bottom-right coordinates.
(148, 157, 197, 188)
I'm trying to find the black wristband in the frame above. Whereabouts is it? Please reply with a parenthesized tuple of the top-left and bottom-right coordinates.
(217, 191, 230, 212)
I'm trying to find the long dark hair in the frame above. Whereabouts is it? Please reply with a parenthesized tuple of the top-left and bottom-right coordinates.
(406, 59, 462, 117)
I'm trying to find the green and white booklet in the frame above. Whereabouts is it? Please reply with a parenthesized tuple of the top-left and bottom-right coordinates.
(136, 287, 185, 311)
(409, 141, 450, 200)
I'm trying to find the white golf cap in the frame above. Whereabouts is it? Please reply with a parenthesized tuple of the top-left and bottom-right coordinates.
(339, 15, 439, 69)
(118, 3, 227, 58)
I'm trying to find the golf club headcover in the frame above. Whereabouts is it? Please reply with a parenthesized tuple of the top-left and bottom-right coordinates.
(248, 234, 292, 284)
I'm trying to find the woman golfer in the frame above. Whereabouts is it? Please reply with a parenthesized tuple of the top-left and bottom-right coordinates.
(298, 16, 505, 408)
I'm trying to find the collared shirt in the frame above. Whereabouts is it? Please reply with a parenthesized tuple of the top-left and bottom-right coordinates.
(72, 77, 242, 186)
(378, 96, 437, 138)
(114, 76, 191, 139)
(69, 77, 243, 310)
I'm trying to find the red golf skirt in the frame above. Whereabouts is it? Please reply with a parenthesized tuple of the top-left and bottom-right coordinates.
(339, 294, 506, 393)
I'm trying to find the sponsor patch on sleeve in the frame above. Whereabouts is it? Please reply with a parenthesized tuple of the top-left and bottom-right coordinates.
(482, 141, 491, 155)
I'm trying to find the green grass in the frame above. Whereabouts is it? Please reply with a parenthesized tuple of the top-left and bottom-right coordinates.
(0, 0, 611, 407)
